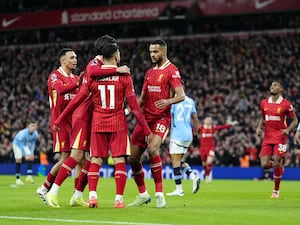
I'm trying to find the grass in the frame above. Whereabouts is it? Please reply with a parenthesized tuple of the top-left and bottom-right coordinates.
(0, 175, 299, 225)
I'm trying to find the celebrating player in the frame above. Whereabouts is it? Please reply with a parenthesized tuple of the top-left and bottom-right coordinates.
(128, 39, 185, 208)
(256, 80, 298, 198)
(44, 35, 130, 208)
(199, 116, 238, 183)
(36, 48, 79, 203)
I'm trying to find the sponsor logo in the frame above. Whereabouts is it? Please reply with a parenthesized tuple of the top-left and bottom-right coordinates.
(2, 16, 20, 28)
(255, 0, 276, 10)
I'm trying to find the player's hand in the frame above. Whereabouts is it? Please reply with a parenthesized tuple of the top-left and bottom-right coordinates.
(53, 124, 60, 131)
(230, 121, 239, 126)
(294, 131, 300, 144)
(281, 129, 289, 136)
(256, 127, 262, 136)
(117, 65, 130, 74)
(77, 71, 85, 87)
(192, 135, 199, 147)
(154, 99, 170, 109)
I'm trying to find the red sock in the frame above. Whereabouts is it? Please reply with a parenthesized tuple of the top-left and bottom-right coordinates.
(114, 162, 127, 195)
(268, 160, 274, 169)
(130, 162, 146, 193)
(205, 164, 212, 177)
(150, 155, 163, 192)
(43, 173, 56, 190)
(273, 167, 282, 191)
(88, 163, 100, 192)
(54, 157, 78, 186)
(76, 159, 90, 192)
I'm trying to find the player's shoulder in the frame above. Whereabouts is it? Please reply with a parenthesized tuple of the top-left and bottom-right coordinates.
(48, 70, 60, 81)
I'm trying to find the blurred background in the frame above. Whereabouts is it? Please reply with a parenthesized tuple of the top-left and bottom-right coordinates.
(0, 0, 300, 175)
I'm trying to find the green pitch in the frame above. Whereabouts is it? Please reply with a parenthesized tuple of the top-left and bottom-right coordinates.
(0, 175, 299, 225)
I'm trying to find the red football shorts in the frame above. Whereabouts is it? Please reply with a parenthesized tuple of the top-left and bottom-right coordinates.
(131, 117, 170, 149)
(260, 142, 287, 157)
(200, 148, 215, 163)
(52, 124, 72, 153)
(70, 118, 91, 151)
(90, 132, 130, 158)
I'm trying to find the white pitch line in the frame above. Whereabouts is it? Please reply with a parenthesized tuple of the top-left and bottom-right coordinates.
(0, 216, 173, 225)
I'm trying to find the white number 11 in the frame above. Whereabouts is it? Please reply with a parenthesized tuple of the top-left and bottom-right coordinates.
(98, 84, 115, 109)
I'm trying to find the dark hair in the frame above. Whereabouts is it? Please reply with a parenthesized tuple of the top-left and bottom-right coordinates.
(102, 43, 119, 59)
(150, 39, 167, 47)
(94, 34, 117, 55)
(273, 80, 285, 90)
(57, 48, 74, 60)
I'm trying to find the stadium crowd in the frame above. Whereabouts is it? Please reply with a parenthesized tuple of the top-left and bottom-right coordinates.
(0, 31, 300, 167)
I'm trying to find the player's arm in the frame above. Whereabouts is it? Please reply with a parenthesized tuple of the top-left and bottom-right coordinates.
(154, 86, 185, 109)
(282, 115, 298, 136)
(52, 78, 78, 95)
(89, 65, 130, 78)
(191, 112, 200, 147)
(54, 84, 90, 127)
(127, 95, 152, 136)
(256, 117, 264, 136)
(294, 123, 300, 144)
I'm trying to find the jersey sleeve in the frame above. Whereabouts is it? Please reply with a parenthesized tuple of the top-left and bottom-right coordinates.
(127, 95, 152, 136)
(88, 65, 117, 78)
(54, 84, 90, 126)
(169, 65, 183, 90)
(49, 73, 78, 95)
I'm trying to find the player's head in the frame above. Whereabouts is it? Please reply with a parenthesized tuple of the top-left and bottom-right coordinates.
(57, 48, 77, 70)
(204, 116, 213, 125)
(149, 39, 167, 65)
(102, 43, 120, 64)
(94, 35, 117, 55)
(27, 121, 37, 133)
(270, 80, 284, 96)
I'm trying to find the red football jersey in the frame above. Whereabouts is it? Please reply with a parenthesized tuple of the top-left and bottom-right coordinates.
(47, 67, 78, 131)
(88, 65, 134, 132)
(260, 96, 296, 144)
(72, 57, 103, 123)
(198, 124, 232, 150)
(142, 60, 182, 121)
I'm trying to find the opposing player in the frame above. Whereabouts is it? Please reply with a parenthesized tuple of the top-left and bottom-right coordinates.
(128, 39, 185, 208)
(12, 121, 38, 185)
(256, 80, 298, 198)
(45, 35, 130, 208)
(36, 48, 79, 203)
(166, 95, 201, 196)
(199, 116, 238, 183)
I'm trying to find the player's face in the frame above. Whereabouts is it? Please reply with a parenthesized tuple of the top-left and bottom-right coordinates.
(204, 117, 212, 125)
(149, 44, 165, 64)
(62, 51, 77, 70)
(270, 82, 283, 95)
(28, 123, 37, 133)
(115, 49, 121, 64)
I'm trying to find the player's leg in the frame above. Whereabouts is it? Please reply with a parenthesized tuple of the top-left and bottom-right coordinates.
(271, 143, 287, 198)
(167, 151, 184, 196)
(88, 132, 107, 208)
(24, 146, 35, 184)
(111, 132, 128, 208)
(48, 149, 85, 196)
(181, 161, 201, 194)
(205, 150, 215, 183)
(13, 144, 24, 185)
(128, 124, 151, 206)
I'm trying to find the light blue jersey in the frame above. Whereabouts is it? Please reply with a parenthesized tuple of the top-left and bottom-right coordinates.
(170, 96, 197, 142)
(13, 128, 38, 155)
